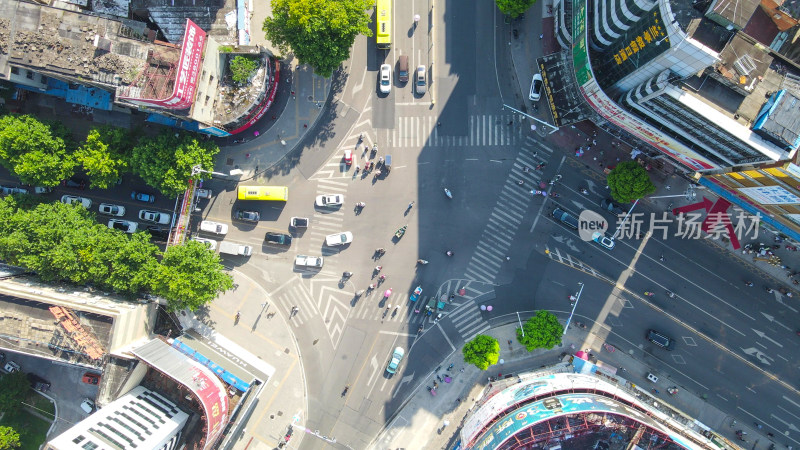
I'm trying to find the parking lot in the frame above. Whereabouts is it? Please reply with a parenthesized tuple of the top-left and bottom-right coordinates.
(1, 349, 101, 438)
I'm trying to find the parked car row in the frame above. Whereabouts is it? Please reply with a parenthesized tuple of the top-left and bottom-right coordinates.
(378, 62, 427, 95)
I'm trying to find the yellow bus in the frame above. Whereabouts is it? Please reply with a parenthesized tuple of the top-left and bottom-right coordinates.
(376, 0, 392, 50)
(237, 186, 289, 201)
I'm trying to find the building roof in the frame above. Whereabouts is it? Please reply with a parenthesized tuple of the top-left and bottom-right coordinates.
(131, 338, 229, 450)
(709, 0, 761, 28)
(0, 0, 179, 94)
(47, 385, 189, 450)
(129, 0, 239, 45)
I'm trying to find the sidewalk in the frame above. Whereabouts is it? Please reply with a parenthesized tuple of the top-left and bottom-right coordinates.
(371, 323, 767, 450)
(214, 4, 334, 178)
(506, 4, 800, 296)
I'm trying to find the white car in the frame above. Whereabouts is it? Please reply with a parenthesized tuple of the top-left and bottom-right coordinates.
(196, 189, 212, 199)
(98, 203, 126, 216)
(192, 237, 218, 250)
(379, 64, 392, 94)
(0, 186, 28, 195)
(138, 210, 171, 224)
(61, 195, 92, 208)
(200, 220, 229, 235)
(108, 219, 138, 234)
(80, 398, 95, 414)
(325, 231, 354, 246)
(592, 231, 615, 250)
(315, 194, 343, 207)
(386, 347, 405, 374)
(529, 73, 543, 101)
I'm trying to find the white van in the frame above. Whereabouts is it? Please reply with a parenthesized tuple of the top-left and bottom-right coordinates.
(80, 398, 95, 414)
(200, 220, 228, 235)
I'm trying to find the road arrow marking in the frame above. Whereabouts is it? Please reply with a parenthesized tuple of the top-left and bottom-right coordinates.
(752, 329, 783, 347)
(741, 346, 775, 365)
(760, 312, 792, 331)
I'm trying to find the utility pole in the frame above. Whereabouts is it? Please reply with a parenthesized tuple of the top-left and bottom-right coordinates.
(564, 282, 584, 335)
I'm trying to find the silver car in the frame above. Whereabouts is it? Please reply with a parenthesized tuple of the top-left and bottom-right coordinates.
(138, 210, 171, 224)
(415, 65, 427, 95)
(98, 203, 126, 216)
(61, 195, 92, 208)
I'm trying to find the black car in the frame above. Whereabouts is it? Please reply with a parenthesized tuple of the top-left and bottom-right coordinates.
(600, 198, 625, 216)
(235, 210, 260, 223)
(62, 177, 86, 190)
(646, 329, 675, 350)
(145, 226, 170, 241)
(27, 373, 51, 392)
(265, 232, 292, 246)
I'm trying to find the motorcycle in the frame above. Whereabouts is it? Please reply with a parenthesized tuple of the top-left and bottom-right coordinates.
(550, 192, 560, 198)
(376, 248, 386, 255)
(342, 271, 353, 278)
(579, 188, 589, 195)
(444, 188, 453, 199)
(530, 190, 547, 196)
(644, 291, 654, 297)
(356, 201, 366, 208)
(417, 259, 428, 265)
(372, 144, 378, 156)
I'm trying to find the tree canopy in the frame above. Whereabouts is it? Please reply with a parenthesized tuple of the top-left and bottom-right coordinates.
(462, 334, 500, 370)
(153, 241, 234, 311)
(229, 56, 260, 83)
(0, 115, 75, 187)
(0, 426, 21, 450)
(130, 132, 219, 196)
(77, 127, 131, 189)
(0, 371, 29, 417)
(517, 310, 563, 351)
(607, 160, 656, 203)
(496, 0, 536, 18)
(0, 196, 231, 310)
(263, 0, 374, 77)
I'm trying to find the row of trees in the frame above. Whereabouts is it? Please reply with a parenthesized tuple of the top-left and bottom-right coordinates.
(0, 196, 233, 311)
(0, 114, 219, 196)
(0, 371, 29, 449)
(463, 310, 563, 370)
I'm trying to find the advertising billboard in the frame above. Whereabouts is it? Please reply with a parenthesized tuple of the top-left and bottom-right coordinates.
(570, 0, 718, 171)
(119, 19, 206, 110)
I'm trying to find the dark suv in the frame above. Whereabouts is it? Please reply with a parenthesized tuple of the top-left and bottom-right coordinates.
(265, 232, 292, 246)
(27, 373, 51, 392)
(552, 208, 579, 230)
(646, 329, 675, 350)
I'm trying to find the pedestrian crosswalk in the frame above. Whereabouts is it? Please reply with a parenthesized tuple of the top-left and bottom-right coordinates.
(269, 275, 496, 348)
(387, 114, 527, 148)
(464, 137, 555, 284)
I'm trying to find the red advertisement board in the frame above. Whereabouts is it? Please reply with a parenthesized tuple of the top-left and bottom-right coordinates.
(119, 19, 206, 110)
(188, 363, 229, 449)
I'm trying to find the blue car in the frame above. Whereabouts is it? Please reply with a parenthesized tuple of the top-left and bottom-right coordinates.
(131, 191, 155, 203)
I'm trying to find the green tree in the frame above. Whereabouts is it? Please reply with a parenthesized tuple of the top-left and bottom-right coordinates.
(462, 334, 500, 370)
(229, 56, 260, 83)
(517, 310, 563, 351)
(130, 132, 219, 196)
(0, 426, 21, 450)
(496, 0, 536, 18)
(0, 371, 30, 416)
(263, 0, 373, 77)
(0, 115, 75, 186)
(607, 160, 656, 203)
(151, 241, 234, 311)
(76, 128, 130, 189)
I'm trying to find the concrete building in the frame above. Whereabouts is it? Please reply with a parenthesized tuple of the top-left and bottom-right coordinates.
(46, 385, 190, 450)
(461, 357, 732, 449)
(0, 0, 279, 137)
(548, 0, 800, 239)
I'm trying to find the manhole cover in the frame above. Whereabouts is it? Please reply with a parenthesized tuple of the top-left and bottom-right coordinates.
(307, 95, 314, 102)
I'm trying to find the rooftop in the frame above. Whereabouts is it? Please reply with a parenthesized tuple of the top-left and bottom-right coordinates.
(0, 0, 179, 96)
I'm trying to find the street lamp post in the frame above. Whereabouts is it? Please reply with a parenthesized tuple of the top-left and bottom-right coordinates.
(609, 186, 701, 241)
(563, 282, 584, 335)
(502, 103, 559, 135)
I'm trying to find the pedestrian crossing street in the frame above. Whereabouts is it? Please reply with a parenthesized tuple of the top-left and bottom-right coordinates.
(269, 275, 495, 348)
(464, 137, 555, 284)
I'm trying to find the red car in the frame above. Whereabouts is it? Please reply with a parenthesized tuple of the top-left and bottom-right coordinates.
(82, 373, 100, 385)
(343, 149, 353, 166)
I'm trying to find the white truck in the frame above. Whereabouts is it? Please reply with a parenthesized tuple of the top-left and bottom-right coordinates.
(295, 255, 323, 268)
(219, 241, 252, 256)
